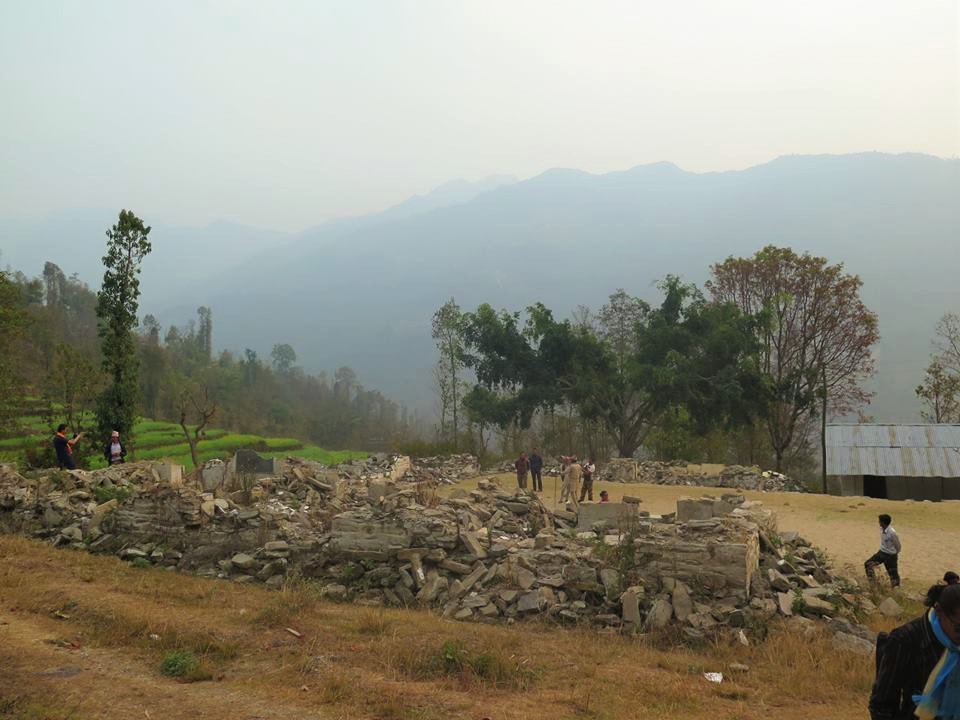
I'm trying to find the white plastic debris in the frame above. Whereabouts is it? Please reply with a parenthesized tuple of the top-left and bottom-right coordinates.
(703, 672, 723, 683)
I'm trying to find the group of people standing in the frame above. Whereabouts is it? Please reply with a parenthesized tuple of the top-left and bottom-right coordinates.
(514, 450, 605, 509)
(864, 512, 960, 720)
(53, 424, 126, 470)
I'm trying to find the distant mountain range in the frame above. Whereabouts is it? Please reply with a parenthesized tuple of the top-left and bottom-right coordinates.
(3, 154, 957, 421)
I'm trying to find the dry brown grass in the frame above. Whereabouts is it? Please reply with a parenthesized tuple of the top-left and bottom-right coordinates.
(0, 534, 884, 720)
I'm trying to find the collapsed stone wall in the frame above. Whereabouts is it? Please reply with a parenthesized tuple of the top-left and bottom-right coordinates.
(0, 456, 870, 651)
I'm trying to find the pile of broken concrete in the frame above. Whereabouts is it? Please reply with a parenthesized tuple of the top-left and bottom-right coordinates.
(0, 455, 871, 651)
(601, 459, 805, 493)
(313, 452, 479, 486)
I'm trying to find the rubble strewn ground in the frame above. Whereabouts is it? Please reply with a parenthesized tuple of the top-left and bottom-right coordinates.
(0, 452, 871, 652)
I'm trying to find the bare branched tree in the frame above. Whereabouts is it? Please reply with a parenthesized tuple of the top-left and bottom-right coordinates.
(178, 383, 217, 471)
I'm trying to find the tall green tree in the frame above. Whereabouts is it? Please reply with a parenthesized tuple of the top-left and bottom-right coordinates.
(915, 358, 960, 423)
(0, 270, 30, 429)
(574, 279, 763, 457)
(45, 343, 103, 434)
(460, 279, 762, 458)
(432, 298, 467, 449)
(271, 343, 297, 375)
(196, 306, 213, 362)
(95, 210, 152, 444)
(916, 314, 960, 423)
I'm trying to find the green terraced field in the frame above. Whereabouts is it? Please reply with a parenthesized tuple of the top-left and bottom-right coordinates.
(0, 414, 367, 470)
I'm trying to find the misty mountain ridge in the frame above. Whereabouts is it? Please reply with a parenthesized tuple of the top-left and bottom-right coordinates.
(2, 153, 957, 423)
(0, 174, 518, 307)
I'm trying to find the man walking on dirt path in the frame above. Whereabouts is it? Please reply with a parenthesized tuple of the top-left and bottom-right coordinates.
(530, 448, 543, 492)
(515, 452, 530, 490)
(560, 456, 582, 511)
(865, 513, 902, 588)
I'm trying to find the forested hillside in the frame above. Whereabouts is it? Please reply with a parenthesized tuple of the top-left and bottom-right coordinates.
(0, 263, 420, 463)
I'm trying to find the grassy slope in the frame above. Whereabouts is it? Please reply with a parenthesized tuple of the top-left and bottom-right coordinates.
(0, 414, 367, 469)
(0, 533, 883, 720)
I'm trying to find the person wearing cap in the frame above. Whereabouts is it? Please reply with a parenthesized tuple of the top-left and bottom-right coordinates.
(104, 430, 126, 465)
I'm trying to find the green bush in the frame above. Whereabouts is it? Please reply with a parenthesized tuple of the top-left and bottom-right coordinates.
(93, 486, 131, 504)
(411, 639, 539, 690)
(160, 650, 199, 677)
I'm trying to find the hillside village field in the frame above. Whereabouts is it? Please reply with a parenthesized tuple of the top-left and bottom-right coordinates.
(2, 469, 958, 720)
(0, 414, 369, 470)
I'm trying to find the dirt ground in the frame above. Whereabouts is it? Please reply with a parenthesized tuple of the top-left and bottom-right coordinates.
(457, 474, 960, 592)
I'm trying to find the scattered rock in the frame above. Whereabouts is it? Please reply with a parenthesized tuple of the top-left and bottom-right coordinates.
(646, 595, 673, 629)
(878, 597, 903, 618)
(832, 631, 875, 655)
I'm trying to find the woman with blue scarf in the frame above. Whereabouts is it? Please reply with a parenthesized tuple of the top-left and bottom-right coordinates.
(869, 583, 960, 719)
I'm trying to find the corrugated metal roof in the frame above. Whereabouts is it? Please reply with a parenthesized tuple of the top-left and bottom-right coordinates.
(827, 424, 960, 448)
(826, 424, 960, 477)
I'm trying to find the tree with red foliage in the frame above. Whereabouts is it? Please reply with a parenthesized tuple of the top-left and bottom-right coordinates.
(706, 246, 879, 480)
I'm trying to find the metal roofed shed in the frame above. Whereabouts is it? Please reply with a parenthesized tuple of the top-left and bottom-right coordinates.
(826, 423, 960, 501)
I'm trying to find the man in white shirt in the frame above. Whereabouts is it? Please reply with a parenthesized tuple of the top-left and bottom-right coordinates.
(865, 513, 901, 588)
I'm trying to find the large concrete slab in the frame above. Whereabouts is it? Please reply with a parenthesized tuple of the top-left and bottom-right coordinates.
(153, 463, 183, 488)
(234, 449, 280, 476)
(577, 502, 638, 530)
(328, 513, 412, 559)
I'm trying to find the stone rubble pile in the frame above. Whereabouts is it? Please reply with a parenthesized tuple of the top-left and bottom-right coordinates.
(330, 453, 479, 485)
(600, 460, 805, 493)
(407, 454, 481, 484)
(0, 456, 869, 650)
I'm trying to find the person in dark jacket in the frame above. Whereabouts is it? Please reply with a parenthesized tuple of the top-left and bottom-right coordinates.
(514, 452, 530, 489)
(53, 424, 83, 470)
(529, 448, 544, 492)
(869, 583, 960, 720)
(103, 430, 126, 465)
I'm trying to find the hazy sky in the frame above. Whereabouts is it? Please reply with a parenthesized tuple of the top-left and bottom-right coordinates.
(1, 1, 957, 231)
